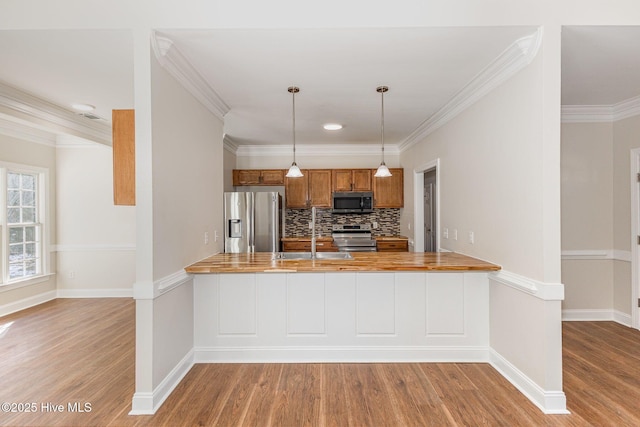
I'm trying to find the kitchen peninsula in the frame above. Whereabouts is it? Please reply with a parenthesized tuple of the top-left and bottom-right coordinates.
(186, 252, 501, 363)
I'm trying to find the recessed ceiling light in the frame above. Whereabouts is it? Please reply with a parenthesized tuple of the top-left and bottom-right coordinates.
(323, 123, 343, 131)
(71, 103, 96, 112)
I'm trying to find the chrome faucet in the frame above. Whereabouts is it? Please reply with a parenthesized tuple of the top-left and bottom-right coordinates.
(311, 206, 317, 259)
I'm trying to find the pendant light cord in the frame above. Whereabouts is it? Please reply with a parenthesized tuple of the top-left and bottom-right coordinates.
(290, 86, 298, 164)
(292, 89, 296, 163)
(377, 85, 388, 165)
(380, 87, 385, 164)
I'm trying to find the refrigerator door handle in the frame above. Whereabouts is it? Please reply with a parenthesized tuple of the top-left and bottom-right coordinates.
(271, 194, 278, 251)
(248, 192, 255, 252)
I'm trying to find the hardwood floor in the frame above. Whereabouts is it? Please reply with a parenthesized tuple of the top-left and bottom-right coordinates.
(0, 299, 639, 426)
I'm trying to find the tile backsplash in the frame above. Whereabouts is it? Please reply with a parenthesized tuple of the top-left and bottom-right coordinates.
(285, 208, 401, 237)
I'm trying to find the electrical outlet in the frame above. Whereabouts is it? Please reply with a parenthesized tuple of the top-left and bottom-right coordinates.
(468, 231, 474, 244)
(204, 231, 209, 245)
(214, 230, 219, 242)
(309, 222, 313, 230)
(373, 222, 378, 229)
(443, 228, 449, 239)
(68, 270, 75, 279)
(453, 229, 458, 241)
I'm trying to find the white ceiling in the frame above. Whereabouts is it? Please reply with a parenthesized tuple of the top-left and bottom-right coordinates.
(0, 30, 134, 123)
(561, 26, 640, 106)
(0, 26, 638, 147)
(161, 27, 535, 146)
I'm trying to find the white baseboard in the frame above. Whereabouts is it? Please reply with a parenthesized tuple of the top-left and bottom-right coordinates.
(562, 309, 632, 327)
(57, 288, 133, 298)
(613, 310, 632, 327)
(0, 290, 57, 317)
(129, 349, 194, 415)
(194, 346, 490, 363)
(489, 349, 568, 415)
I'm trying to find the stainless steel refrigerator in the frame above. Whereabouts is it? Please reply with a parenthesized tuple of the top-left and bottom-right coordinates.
(224, 192, 282, 253)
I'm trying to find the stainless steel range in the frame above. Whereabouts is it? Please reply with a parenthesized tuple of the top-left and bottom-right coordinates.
(331, 224, 377, 252)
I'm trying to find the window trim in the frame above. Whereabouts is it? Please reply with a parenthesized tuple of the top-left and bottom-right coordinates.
(0, 161, 50, 287)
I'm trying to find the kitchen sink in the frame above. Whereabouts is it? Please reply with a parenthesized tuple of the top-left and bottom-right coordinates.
(273, 252, 353, 260)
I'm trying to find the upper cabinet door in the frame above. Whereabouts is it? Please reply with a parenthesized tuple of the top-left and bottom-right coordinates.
(285, 172, 309, 208)
(233, 169, 285, 186)
(352, 169, 372, 191)
(332, 169, 353, 191)
(372, 168, 404, 208)
(308, 169, 332, 207)
(332, 169, 372, 192)
(233, 170, 261, 185)
(260, 170, 285, 185)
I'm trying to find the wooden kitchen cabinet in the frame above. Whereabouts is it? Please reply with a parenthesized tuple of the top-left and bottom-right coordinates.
(285, 169, 332, 208)
(372, 168, 404, 208)
(308, 169, 332, 207)
(112, 109, 135, 206)
(376, 237, 409, 252)
(284, 171, 309, 208)
(233, 169, 285, 186)
(332, 169, 372, 192)
(282, 238, 337, 252)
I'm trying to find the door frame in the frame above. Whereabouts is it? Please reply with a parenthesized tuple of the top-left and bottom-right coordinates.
(413, 159, 440, 253)
(630, 149, 640, 330)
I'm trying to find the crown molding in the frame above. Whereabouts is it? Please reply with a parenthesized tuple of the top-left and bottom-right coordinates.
(0, 81, 111, 145)
(560, 105, 613, 123)
(151, 32, 230, 120)
(0, 115, 57, 147)
(223, 135, 239, 154)
(235, 143, 400, 157)
(562, 95, 640, 123)
(399, 28, 543, 152)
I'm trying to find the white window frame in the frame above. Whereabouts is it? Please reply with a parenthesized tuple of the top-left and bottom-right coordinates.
(0, 161, 50, 289)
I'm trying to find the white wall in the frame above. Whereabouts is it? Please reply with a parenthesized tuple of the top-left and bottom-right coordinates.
(151, 55, 224, 278)
(131, 44, 225, 412)
(400, 39, 566, 410)
(401, 54, 546, 280)
(234, 150, 400, 170)
(0, 133, 57, 312)
(560, 115, 640, 321)
(561, 122, 615, 313)
(56, 143, 136, 296)
(223, 147, 236, 192)
(613, 115, 640, 315)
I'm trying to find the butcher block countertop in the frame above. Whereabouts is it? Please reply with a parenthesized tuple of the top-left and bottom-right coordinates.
(185, 252, 500, 274)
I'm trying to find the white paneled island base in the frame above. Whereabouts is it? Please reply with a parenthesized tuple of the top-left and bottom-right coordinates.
(193, 271, 490, 363)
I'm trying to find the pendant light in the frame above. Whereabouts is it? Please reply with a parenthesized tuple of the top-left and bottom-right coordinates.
(285, 86, 303, 178)
(374, 85, 392, 177)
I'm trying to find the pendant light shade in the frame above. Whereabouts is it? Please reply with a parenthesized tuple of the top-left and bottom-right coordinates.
(374, 86, 392, 178)
(286, 86, 303, 178)
(375, 163, 392, 177)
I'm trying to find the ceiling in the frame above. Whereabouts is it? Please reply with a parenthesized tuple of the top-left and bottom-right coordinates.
(561, 26, 640, 106)
(0, 26, 638, 147)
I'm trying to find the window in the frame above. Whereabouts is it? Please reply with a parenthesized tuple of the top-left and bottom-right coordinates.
(1, 164, 48, 286)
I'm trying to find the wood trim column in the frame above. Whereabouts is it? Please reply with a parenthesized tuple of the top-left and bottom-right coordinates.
(112, 109, 135, 205)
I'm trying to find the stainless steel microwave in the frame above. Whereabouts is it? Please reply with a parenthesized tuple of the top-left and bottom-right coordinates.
(332, 191, 373, 214)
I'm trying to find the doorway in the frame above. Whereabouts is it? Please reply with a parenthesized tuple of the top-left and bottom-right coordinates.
(424, 169, 437, 252)
(631, 148, 640, 330)
(413, 159, 439, 253)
